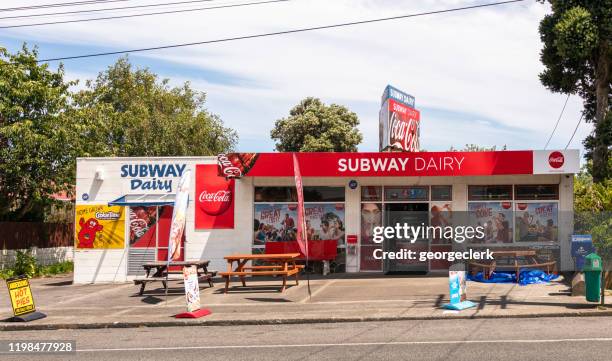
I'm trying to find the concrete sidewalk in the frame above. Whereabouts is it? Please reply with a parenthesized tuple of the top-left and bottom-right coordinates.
(1, 273, 610, 330)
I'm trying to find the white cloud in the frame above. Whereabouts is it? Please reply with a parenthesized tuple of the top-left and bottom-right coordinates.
(2, 0, 594, 153)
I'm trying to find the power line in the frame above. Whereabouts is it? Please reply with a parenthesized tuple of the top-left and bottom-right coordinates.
(0, 0, 222, 20)
(0, 0, 290, 28)
(565, 113, 584, 149)
(27, 0, 525, 63)
(544, 93, 570, 149)
(0, 0, 129, 13)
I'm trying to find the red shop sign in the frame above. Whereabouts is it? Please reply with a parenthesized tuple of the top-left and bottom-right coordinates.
(195, 164, 234, 229)
(218, 151, 534, 178)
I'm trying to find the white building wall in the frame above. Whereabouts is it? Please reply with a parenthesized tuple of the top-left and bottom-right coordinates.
(75, 157, 575, 283)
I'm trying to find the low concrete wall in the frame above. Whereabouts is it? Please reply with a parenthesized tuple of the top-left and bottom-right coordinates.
(0, 246, 74, 268)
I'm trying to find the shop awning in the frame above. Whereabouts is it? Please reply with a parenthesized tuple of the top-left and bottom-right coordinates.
(108, 194, 175, 207)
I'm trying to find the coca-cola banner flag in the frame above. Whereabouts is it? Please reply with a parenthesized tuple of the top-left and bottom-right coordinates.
(195, 164, 235, 229)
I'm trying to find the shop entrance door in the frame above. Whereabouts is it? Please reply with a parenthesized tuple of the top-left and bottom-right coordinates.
(383, 203, 429, 274)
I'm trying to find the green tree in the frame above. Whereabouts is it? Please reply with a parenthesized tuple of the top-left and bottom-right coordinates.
(69, 57, 238, 157)
(573, 164, 612, 275)
(0, 45, 76, 221)
(270, 97, 362, 152)
(538, 1, 611, 182)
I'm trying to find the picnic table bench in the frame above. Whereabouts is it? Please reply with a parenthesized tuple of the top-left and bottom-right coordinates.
(133, 260, 217, 295)
(219, 253, 304, 293)
(468, 250, 556, 282)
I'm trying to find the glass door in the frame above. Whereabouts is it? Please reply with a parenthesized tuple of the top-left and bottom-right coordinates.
(383, 203, 429, 274)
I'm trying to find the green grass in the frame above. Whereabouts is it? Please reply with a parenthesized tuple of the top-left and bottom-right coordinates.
(0, 261, 73, 280)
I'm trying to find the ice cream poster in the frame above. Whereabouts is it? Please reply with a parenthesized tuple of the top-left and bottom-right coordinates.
(182, 265, 201, 312)
(75, 205, 125, 249)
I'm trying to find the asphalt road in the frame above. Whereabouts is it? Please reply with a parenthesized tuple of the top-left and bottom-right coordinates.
(1, 316, 612, 360)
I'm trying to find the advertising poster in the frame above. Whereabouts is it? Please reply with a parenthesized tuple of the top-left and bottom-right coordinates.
(168, 170, 191, 261)
(430, 202, 453, 244)
(75, 205, 125, 249)
(129, 206, 158, 247)
(182, 266, 201, 312)
(361, 203, 382, 246)
(449, 270, 467, 304)
(254, 204, 345, 245)
(515, 203, 558, 242)
(195, 164, 235, 229)
(571, 235, 594, 271)
(468, 202, 513, 244)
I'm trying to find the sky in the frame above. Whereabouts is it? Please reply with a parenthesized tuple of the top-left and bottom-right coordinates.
(0, 0, 593, 157)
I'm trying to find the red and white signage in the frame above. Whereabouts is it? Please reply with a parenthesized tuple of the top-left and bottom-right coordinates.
(195, 164, 234, 229)
(548, 151, 565, 169)
(533, 149, 579, 174)
(380, 99, 420, 152)
(218, 150, 579, 178)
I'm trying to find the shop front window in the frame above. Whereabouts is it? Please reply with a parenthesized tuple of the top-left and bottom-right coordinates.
(514, 185, 559, 200)
(384, 186, 429, 201)
(515, 202, 558, 242)
(468, 185, 513, 201)
(253, 187, 346, 246)
(254, 187, 296, 202)
(361, 186, 382, 202)
(360, 202, 383, 271)
(127, 205, 184, 275)
(431, 185, 452, 201)
(468, 202, 513, 244)
(129, 206, 158, 248)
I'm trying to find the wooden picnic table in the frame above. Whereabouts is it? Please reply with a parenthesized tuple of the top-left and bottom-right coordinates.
(468, 250, 556, 282)
(134, 260, 216, 295)
(219, 253, 304, 293)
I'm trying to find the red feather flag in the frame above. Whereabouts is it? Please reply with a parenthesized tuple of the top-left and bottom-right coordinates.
(292, 153, 308, 259)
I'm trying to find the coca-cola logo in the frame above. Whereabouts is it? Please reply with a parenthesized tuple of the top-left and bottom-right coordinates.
(217, 154, 242, 178)
(548, 151, 564, 169)
(199, 190, 231, 203)
(198, 189, 232, 216)
(389, 110, 419, 152)
(130, 218, 148, 239)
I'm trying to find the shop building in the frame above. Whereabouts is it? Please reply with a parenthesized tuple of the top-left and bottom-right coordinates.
(74, 150, 579, 283)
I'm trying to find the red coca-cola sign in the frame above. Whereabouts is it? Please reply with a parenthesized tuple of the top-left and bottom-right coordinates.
(548, 151, 564, 169)
(195, 164, 234, 229)
(198, 190, 232, 215)
(384, 99, 420, 152)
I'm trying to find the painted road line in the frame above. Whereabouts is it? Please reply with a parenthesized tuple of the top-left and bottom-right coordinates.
(74, 337, 612, 352)
(298, 279, 337, 303)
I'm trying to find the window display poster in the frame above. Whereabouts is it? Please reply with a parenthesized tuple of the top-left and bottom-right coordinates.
(515, 202, 558, 242)
(468, 202, 513, 243)
(75, 205, 125, 249)
(129, 206, 158, 247)
(254, 204, 345, 245)
(430, 202, 452, 244)
(361, 203, 382, 246)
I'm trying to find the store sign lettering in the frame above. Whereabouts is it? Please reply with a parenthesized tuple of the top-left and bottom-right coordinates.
(337, 156, 465, 173)
(120, 163, 187, 193)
